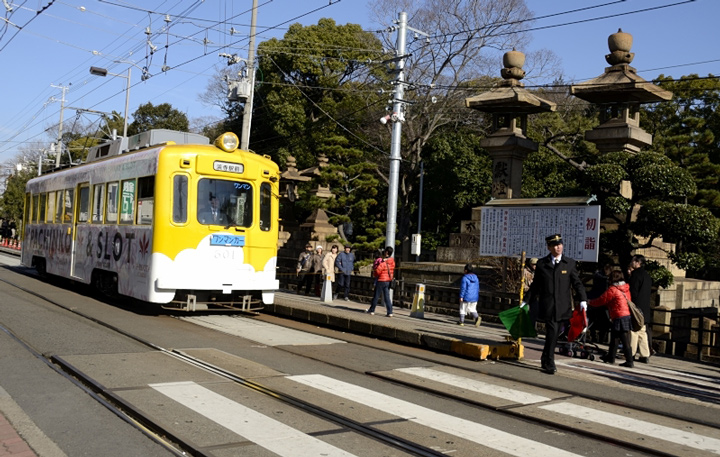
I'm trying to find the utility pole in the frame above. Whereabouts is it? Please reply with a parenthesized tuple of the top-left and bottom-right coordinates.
(384, 12, 408, 254)
(51, 84, 69, 168)
(239, 0, 258, 150)
(384, 12, 428, 255)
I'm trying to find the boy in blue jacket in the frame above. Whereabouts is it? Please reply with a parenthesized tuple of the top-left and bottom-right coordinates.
(459, 263, 481, 326)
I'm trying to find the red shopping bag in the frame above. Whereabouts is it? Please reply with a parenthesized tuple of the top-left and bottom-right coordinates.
(567, 308, 587, 342)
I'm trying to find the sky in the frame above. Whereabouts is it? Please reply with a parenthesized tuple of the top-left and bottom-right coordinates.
(1, 0, 718, 169)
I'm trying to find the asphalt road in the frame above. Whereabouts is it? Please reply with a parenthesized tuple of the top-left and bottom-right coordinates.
(0, 255, 718, 456)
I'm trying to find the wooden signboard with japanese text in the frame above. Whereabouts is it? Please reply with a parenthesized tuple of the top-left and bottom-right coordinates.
(479, 205, 601, 262)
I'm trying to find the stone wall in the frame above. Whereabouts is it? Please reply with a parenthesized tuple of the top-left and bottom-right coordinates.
(656, 278, 720, 310)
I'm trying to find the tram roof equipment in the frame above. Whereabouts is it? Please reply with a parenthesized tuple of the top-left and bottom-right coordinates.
(86, 129, 210, 163)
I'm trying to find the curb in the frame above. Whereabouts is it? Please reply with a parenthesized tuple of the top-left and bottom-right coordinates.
(264, 301, 523, 361)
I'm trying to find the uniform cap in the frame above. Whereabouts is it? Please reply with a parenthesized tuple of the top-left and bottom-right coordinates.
(545, 234, 563, 246)
(530, 258, 538, 264)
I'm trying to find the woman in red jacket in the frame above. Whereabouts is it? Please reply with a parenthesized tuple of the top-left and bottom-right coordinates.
(366, 246, 396, 317)
(589, 270, 634, 368)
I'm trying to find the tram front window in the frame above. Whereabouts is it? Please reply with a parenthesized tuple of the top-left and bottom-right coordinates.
(197, 179, 253, 227)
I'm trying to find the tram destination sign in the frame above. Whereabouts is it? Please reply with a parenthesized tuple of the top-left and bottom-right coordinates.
(479, 204, 601, 262)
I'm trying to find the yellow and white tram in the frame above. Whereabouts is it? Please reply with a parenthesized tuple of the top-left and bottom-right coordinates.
(21, 130, 280, 311)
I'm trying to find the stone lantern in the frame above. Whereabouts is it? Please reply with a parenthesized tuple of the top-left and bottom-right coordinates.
(465, 49, 556, 198)
(571, 29, 672, 153)
(277, 153, 338, 250)
(298, 153, 338, 248)
(280, 155, 311, 203)
(277, 155, 311, 248)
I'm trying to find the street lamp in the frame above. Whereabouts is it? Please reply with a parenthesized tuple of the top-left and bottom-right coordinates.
(89, 66, 131, 138)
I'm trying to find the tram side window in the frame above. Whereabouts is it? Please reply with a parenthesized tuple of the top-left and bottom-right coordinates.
(38, 193, 46, 223)
(31, 195, 39, 223)
(260, 183, 271, 231)
(119, 179, 136, 225)
(47, 191, 56, 222)
(23, 194, 30, 232)
(91, 184, 104, 224)
(173, 175, 188, 224)
(136, 176, 154, 225)
(63, 189, 74, 223)
(78, 185, 90, 223)
(106, 182, 119, 223)
(55, 191, 64, 223)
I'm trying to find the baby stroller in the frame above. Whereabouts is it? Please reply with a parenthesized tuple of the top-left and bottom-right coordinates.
(557, 308, 602, 361)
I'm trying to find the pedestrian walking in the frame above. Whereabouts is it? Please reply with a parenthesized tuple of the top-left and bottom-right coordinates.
(587, 263, 612, 344)
(296, 244, 315, 295)
(334, 244, 355, 300)
(458, 263, 480, 326)
(524, 234, 587, 374)
(629, 254, 653, 363)
(523, 257, 539, 324)
(366, 246, 395, 317)
(589, 269, 635, 368)
(322, 245, 339, 299)
(311, 245, 324, 296)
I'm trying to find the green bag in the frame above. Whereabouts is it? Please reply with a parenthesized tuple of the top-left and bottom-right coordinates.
(499, 305, 537, 340)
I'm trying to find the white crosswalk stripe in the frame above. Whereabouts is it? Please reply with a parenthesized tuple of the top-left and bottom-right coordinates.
(179, 315, 345, 346)
(150, 381, 358, 457)
(395, 366, 552, 404)
(288, 374, 585, 457)
(540, 402, 720, 455)
(392, 366, 720, 456)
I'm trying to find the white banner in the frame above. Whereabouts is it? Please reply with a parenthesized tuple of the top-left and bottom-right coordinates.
(479, 205, 601, 262)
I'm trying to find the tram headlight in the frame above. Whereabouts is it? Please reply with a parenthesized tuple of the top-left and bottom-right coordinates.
(214, 132, 239, 152)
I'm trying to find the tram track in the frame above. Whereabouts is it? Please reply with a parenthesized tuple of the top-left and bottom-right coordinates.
(0, 272, 448, 457)
(1, 262, 718, 456)
(253, 301, 720, 428)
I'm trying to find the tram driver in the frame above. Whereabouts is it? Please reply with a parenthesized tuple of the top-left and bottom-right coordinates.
(199, 194, 228, 225)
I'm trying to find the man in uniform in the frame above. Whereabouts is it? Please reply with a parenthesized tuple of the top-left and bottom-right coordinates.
(525, 234, 587, 374)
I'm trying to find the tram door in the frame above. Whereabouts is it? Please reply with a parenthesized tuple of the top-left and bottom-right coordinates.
(70, 183, 90, 279)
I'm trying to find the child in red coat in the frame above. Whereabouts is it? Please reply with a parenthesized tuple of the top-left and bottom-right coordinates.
(589, 270, 634, 367)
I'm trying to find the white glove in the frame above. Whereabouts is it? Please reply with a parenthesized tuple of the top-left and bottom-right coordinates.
(580, 301, 587, 311)
(520, 302, 528, 309)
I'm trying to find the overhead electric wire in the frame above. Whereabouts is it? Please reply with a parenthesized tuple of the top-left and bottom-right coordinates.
(264, 54, 388, 157)
(0, 0, 709, 161)
(426, 0, 696, 45)
(0, 0, 345, 156)
(0, 0, 57, 53)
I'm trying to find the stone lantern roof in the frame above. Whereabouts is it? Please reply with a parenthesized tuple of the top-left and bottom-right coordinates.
(571, 29, 672, 104)
(465, 49, 556, 115)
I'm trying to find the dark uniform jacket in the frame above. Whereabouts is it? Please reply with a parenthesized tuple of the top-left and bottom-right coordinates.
(629, 266, 652, 320)
(526, 254, 587, 322)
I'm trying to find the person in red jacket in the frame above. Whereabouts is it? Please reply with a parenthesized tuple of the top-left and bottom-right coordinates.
(589, 269, 634, 368)
(366, 246, 396, 317)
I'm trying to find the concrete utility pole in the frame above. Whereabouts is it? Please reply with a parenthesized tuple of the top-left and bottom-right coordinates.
(384, 12, 428, 254)
(239, 0, 258, 150)
(51, 84, 69, 168)
(384, 12, 408, 254)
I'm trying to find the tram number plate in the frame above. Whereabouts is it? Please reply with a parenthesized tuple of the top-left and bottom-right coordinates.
(210, 235, 245, 247)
